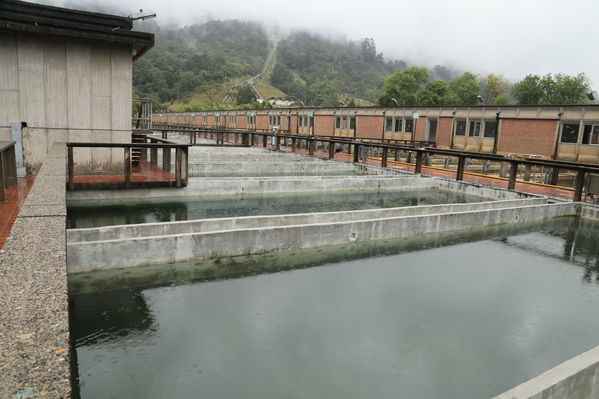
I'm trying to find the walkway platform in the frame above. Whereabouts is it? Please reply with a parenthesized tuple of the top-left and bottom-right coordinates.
(71, 160, 176, 189)
(0, 144, 70, 398)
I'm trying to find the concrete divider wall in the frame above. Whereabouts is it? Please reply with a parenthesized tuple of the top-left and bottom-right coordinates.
(187, 161, 360, 177)
(67, 175, 427, 201)
(67, 202, 575, 273)
(579, 204, 599, 221)
(493, 345, 599, 399)
(429, 177, 537, 201)
(68, 198, 550, 243)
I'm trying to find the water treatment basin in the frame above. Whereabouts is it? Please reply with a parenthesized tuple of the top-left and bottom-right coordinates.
(69, 217, 599, 399)
(67, 188, 489, 228)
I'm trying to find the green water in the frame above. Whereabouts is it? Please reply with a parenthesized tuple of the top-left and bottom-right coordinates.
(70, 217, 599, 399)
(66, 188, 487, 228)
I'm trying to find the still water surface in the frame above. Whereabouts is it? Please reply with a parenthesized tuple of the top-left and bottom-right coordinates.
(70, 217, 599, 399)
(67, 188, 486, 228)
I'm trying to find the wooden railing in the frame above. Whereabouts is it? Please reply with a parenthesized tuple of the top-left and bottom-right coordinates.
(151, 123, 436, 148)
(177, 127, 599, 202)
(0, 141, 17, 201)
(66, 140, 189, 190)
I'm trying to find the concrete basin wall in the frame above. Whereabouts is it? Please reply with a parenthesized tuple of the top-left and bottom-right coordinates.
(187, 161, 359, 177)
(67, 202, 575, 273)
(67, 198, 550, 243)
(579, 204, 599, 220)
(67, 175, 427, 201)
(493, 345, 599, 399)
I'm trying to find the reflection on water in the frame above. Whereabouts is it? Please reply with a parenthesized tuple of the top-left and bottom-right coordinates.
(70, 216, 599, 399)
(67, 188, 486, 229)
(502, 217, 599, 285)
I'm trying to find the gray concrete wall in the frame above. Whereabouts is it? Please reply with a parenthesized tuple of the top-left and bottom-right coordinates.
(67, 202, 575, 272)
(493, 345, 599, 399)
(0, 32, 132, 175)
(68, 198, 549, 242)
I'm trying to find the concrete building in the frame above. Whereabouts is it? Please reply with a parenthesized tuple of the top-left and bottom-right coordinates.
(0, 0, 153, 174)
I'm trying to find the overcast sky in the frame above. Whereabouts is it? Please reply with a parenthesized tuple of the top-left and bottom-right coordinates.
(47, 0, 599, 89)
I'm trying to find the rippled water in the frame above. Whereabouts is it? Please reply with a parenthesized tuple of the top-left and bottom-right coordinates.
(66, 188, 486, 228)
(70, 217, 599, 399)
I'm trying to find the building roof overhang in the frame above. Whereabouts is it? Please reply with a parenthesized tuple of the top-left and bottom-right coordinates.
(0, 0, 154, 60)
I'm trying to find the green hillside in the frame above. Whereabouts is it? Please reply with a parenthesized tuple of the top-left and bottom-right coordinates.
(133, 20, 272, 110)
(133, 20, 406, 110)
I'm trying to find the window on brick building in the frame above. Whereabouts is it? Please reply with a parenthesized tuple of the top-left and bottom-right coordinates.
(385, 118, 393, 132)
(405, 118, 414, 132)
(560, 123, 580, 143)
(582, 124, 599, 145)
(300, 116, 310, 128)
(269, 115, 280, 126)
(395, 119, 402, 132)
(483, 121, 497, 138)
(335, 117, 341, 129)
(454, 120, 466, 136)
(469, 121, 481, 137)
(350, 117, 356, 131)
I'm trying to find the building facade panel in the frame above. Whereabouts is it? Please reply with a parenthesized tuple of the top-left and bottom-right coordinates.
(414, 118, 426, 141)
(43, 37, 68, 129)
(256, 114, 268, 130)
(357, 115, 383, 139)
(497, 119, 557, 157)
(436, 117, 453, 148)
(314, 115, 334, 136)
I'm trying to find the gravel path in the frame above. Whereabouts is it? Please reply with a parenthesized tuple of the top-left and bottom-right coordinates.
(0, 143, 70, 398)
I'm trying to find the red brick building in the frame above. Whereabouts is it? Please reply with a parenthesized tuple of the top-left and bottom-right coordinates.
(153, 105, 599, 163)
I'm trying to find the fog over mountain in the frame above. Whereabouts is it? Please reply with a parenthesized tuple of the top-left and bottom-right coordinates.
(37, 0, 599, 90)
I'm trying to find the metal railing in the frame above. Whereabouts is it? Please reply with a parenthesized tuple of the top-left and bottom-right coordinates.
(0, 141, 17, 201)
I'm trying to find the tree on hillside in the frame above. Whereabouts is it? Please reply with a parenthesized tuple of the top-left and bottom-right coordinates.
(270, 62, 295, 93)
(377, 66, 429, 106)
(511, 75, 544, 104)
(479, 73, 511, 105)
(419, 80, 450, 106)
(360, 38, 377, 62)
(431, 65, 458, 81)
(236, 84, 256, 104)
(448, 72, 480, 105)
(378, 67, 486, 106)
(512, 73, 591, 105)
